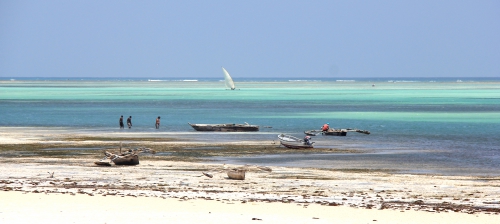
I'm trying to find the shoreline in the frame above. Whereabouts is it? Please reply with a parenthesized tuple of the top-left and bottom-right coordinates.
(1, 127, 499, 222)
(0, 126, 498, 177)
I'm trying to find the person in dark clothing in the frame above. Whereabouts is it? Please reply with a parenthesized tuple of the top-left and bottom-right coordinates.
(304, 135, 312, 145)
(119, 115, 124, 129)
(127, 116, 132, 129)
(155, 116, 161, 129)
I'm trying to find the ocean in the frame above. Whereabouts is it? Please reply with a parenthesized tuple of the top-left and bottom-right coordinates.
(1, 77, 499, 176)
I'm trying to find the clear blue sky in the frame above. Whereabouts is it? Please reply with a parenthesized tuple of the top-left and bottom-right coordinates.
(1, 0, 498, 78)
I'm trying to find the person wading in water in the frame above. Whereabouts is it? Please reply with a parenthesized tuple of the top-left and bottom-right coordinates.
(321, 123, 330, 132)
(119, 115, 124, 129)
(127, 116, 132, 129)
(155, 116, 161, 129)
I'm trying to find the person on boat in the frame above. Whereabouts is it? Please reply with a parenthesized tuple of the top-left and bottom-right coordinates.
(155, 116, 161, 129)
(127, 116, 132, 129)
(321, 123, 330, 132)
(119, 115, 124, 129)
(304, 135, 312, 145)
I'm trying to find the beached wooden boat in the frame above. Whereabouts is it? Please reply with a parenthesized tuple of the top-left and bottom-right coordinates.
(280, 140, 314, 149)
(188, 123, 259, 132)
(227, 169, 246, 180)
(95, 152, 139, 166)
(112, 154, 139, 165)
(278, 134, 314, 149)
(95, 146, 155, 166)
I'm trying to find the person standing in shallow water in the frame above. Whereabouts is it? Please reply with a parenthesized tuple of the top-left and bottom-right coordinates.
(127, 116, 132, 129)
(119, 115, 124, 129)
(155, 116, 160, 129)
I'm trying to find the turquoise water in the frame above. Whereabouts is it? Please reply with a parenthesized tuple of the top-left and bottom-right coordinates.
(1, 77, 499, 176)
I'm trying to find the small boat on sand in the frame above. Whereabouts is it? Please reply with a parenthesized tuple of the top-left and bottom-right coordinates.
(112, 154, 139, 165)
(95, 151, 139, 166)
(94, 145, 155, 166)
(280, 141, 314, 149)
(188, 123, 259, 132)
(278, 134, 314, 149)
(227, 169, 246, 180)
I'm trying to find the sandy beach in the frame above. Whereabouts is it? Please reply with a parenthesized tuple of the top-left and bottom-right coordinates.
(0, 127, 499, 223)
(1, 191, 498, 224)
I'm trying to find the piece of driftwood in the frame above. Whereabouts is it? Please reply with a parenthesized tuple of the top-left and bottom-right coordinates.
(227, 169, 246, 180)
(94, 159, 112, 166)
(202, 172, 213, 178)
(257, 166, 272, 172)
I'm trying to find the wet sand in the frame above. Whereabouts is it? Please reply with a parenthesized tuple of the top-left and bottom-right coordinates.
(0, 127, 499, 223)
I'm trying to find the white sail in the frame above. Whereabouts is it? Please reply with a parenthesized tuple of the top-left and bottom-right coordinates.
(222, 67, 235, 90)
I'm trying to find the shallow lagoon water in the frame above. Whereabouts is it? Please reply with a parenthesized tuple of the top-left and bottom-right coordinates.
(1, 77, 499, 176)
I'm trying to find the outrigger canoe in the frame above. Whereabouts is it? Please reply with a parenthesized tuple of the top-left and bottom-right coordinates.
(305, 128, 370, 136)
(188, 123, 259, 132)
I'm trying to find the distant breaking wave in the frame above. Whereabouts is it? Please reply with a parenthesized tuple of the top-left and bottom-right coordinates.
(336, 80, 355, 82)
(148, 79, 198, 82)
(288, 80, 322, 82)
(148, 79, 166, 82)
(387, 80, 421, 83)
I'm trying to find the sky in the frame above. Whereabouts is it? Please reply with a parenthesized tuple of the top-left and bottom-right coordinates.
(0, 0, 499, 78)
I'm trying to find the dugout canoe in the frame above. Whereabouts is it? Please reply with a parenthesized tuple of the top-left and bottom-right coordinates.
(188, 123, 259, 132)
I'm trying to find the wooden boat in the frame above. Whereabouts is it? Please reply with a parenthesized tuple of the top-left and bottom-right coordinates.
(188, 122, 259, 132)
(305, 128, 370, 136)
(95, 146, 155, 166)
(95, 153, 139, 166)
(227, 169, 246, 180)
(280, 140, 314, 149)
(305, 129, 347, 136)
(112, 154, 139, 165)
(278, 134, 314, 149)
(323, 130, 347, 136)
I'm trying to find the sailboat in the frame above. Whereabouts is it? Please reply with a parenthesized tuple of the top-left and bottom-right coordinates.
(222, 67, 236, 90)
